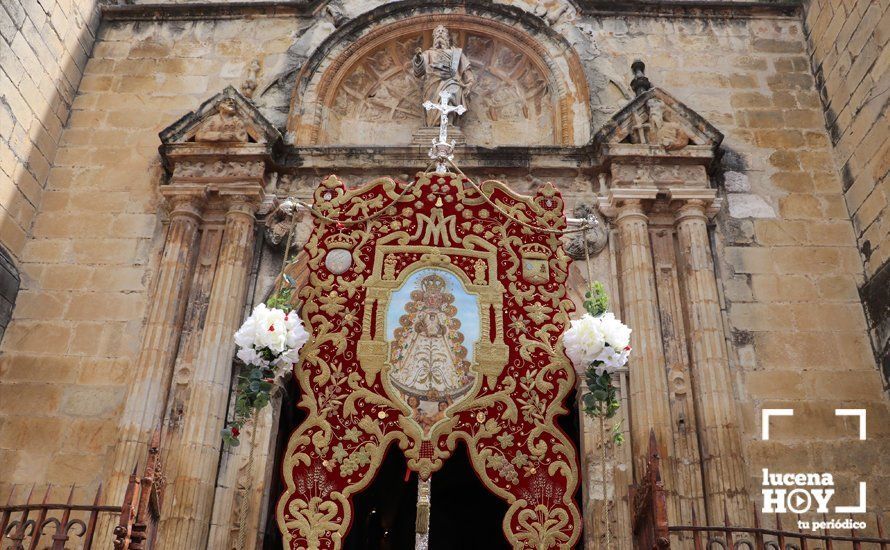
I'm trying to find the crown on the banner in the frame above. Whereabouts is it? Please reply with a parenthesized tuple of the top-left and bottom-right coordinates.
(519, 242, 550, 258)
(327, 232, 357, 249)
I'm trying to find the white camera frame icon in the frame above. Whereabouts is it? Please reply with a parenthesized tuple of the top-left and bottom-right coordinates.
(761, 408, 866, 514)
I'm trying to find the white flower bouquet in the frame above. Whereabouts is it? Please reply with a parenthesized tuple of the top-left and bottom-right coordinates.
(223, 279, 308, 445)
(562, 282, 631, 438)
(233, 303, 309, 368)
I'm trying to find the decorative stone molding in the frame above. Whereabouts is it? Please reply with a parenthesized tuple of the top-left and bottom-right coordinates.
(592, 62, 751, 528)
(668, 189, 723, 219)
(137, 90, 275, 549)
(597, 188, 659, 220)
(158, 86, 279, 215)
(160, 184, 208, 222)
(160, 85, 282, 146)
(593, 76, 723, 163)
(288, 3, 591, 146)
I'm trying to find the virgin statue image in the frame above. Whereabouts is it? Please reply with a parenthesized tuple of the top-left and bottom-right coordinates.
(389, 273, 475, 433)
(413, 25, 476, 127)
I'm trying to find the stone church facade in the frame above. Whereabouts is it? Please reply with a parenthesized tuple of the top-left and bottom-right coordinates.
(0, 0, 888, 548)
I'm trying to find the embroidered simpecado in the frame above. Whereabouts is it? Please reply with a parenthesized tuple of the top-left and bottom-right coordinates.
(276, 172, 581, 549)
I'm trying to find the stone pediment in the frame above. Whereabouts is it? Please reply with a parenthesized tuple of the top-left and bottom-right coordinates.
(159, 86, 281, 145)
(594, 87, 723, 154)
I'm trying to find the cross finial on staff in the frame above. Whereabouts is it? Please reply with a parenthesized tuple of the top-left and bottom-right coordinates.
(423, 90, 466, 144)
(423, 90, 466, 173)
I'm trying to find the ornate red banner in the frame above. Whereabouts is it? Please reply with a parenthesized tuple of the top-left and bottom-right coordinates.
(277, 172, 580, 548)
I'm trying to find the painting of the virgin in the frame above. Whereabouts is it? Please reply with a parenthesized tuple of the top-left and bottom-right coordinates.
(386, 269, 479, 434)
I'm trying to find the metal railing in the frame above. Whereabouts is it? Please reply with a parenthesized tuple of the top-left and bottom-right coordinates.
(1, 430, 164, 550)
(631, 430, 890, 550)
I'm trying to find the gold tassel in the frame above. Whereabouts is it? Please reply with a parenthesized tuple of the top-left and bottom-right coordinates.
(415, 477, 432, 534)
(416, 502, 429, 534)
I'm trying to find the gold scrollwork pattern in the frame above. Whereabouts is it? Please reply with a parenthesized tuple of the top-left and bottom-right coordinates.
(277, 172, 580, 549)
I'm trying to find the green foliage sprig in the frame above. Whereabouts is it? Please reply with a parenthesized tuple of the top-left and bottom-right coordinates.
(580, 282, 625, 445)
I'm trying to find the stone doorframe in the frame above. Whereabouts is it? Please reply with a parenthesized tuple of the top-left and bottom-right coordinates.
(101, 61, 751, 548)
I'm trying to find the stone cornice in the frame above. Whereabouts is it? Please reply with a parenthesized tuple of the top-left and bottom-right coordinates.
(278, 145, 591, 174)
(576, 0, 800, 19)
(101, 0, 800, 22)
(102, 1, 323, 21)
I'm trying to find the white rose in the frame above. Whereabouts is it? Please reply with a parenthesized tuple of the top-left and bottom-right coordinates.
(234, 304, 286, 354)
(256, 317, 288, 354)
(598, 312, 631, 350)
(273, 346, 302, 367)
(563, 313, 606, 369)
(237, 347, 269, 367)
(234, 310, 262, 349)
(593, 346, 630, 375)
(283, 311, 310, 349)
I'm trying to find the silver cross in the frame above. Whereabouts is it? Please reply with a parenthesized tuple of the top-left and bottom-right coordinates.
(423, 90, 466, 173)
(423, 90, 466, 143)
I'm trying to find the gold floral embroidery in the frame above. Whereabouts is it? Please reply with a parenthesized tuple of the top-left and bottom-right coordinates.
(277, 173, 580, 549)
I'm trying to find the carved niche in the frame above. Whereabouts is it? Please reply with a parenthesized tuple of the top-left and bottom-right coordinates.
(292, 14, 591, 147)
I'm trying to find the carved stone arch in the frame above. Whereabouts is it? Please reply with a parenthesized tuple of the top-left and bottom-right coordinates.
(288, 2, 591, 146)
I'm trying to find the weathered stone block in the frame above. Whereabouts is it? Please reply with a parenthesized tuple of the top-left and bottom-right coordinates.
(728, 193, 776, 219)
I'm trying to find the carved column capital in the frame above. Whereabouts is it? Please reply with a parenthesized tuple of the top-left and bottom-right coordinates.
(673, 198, 708, 224)
(614, 199, 649, 225)
(160, 184, 208, 222)
(598, 188, 659, 220)
(220, 185, 264, 220)
(668, 188, 722, 222)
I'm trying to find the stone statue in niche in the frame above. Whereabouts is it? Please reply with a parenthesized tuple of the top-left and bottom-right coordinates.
(413, 25, 475, 127)
(194, 98, 249, 142)
(645, 98, 690, 150)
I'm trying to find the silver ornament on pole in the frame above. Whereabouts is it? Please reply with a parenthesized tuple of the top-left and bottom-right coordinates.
(423, 90, 466, 173)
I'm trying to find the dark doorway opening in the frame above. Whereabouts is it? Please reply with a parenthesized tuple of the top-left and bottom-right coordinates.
(263, 375, 305, 550)
(344, 447, 417, 550)
(427, 442, 511, 549)
(267, 387, 584, 549)
(341, 442, 510, 549)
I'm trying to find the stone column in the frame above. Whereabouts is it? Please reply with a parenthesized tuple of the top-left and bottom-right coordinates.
(674, 199, 752, 525)
(613, 198, 681, 524)
(159, 190, 260, 549)
(101, 186, 206, 535)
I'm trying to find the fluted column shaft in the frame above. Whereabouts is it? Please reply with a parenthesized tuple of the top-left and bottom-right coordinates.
(159, 196, 258, 549)
(614, 200, 681, 523)
(675, 200, 752, 525)
(102, 191, 204, 530)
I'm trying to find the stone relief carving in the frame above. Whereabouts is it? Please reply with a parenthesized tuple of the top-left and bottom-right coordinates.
(241, 59, 261, 99)
(174, 160, 265, 180)
(194, 98, 250, 142)
(264, 197, 311, 250)
(412, 25, 475, 127)
(325, 28, 556, 146)
(645, 98, 691, 150)
(622, 97, 692, 150)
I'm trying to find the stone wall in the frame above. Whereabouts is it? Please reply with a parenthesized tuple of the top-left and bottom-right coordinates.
(0, 0, 887, 541)
(803, 0, 890, 387)
(577, 7, 889, 536)
(0, 0, 99, 260)
(0, 15, 293, 495)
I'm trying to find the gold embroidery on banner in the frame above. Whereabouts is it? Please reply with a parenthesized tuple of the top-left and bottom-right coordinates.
(276, 173, 580, 549)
